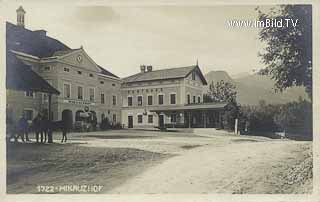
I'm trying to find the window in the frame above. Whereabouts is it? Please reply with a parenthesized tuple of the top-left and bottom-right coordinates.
(158, 94, 164, 105)
(148, 115, 153, 123)
(64, 67, 70, 72)
(43, 66, 50, 71)
(170, 94, 176, 104)
(78, 71, 82, 75)
(171, 113, 177, 123)
(113, 114, 116, 123)
(112, 95, 117, 105)
(138, 115, 143, 124)
(137, 96, 143, 106)
(101, 93, 105, 104)
(63, 83, 71, 99)
(89, 88, 95, 102)
(128, 96, 133, 106)
(147, 95, 153, 105)
(112, 83, 116, 86)
(43, 93, 48, 103)
(192, 71, 196, 80)
(193, 96, 196, 103)
(23, 109, 33, 121)
(25, 91, 34, 97)
(187, 94, 190, 104)
(100, 81, 104, 84)
(77, 86, 83, 100)
(89, 73, 94, 77)
(198, 96, 201, 103)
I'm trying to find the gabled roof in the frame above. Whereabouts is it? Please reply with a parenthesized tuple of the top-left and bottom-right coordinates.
(122, 65, 207, 85)
(6, 22, 71, 58)
(6, 51, 60, 94)
(52, 48, 81, 56)
(54, 48, 119, 79)
(98, 65, 120, 78)
(7, 21, 120, 79)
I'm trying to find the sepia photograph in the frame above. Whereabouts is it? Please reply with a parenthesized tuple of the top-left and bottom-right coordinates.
(1, 0, 319, 200)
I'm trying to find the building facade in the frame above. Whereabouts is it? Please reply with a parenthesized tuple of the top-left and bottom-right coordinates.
(120, 65, 211, 129)
(6, 7, 121, 126)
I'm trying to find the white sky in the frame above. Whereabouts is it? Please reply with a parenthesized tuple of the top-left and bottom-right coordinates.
(2, 3, 274, 78)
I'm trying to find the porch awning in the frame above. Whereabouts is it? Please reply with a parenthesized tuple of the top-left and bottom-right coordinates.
(150, 102, 228, 113)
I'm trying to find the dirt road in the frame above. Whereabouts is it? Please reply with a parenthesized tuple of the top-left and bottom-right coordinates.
(108, 139, 312, 194)
(7, 130, 312, 194)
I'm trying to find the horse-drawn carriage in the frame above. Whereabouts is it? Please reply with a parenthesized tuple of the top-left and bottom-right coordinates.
(74, 111, 97, 132)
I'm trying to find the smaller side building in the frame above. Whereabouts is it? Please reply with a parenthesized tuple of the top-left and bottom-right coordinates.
(121, 65, 227, 129)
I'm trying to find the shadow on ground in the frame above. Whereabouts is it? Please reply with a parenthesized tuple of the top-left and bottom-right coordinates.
(7, 142, 172, 194)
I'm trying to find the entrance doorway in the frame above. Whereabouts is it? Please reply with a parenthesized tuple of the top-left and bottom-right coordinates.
(159, 114, 164, 128)
(128, 115, 133, 128)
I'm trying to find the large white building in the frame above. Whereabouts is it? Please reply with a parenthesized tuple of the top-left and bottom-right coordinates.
(6, 6, 122, 126)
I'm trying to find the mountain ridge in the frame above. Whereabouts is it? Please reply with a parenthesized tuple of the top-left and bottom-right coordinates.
(204, 70, 309, 106)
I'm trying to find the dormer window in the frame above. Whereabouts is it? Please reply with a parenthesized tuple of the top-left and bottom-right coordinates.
(192, 71, 196, 80)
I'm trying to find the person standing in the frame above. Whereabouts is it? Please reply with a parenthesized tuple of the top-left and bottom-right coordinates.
(22, 113, 30, 142)
(61, 120, 68, 143)
(33, 113, 42, 143)
(16, 114, 26, 142)
(41, 114, 49, 143)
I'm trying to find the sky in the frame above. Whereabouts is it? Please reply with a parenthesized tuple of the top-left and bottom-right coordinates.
(2, 2, 274, 78)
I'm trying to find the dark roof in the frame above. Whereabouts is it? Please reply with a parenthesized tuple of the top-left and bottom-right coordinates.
(98, 65, 119, 78)
(52, 49, 80, 56)
(7, 21, 120, 79)
(149, 102, 228, 112)
(6, 51, 60, 94)
(122, 65, 207, 84)
(6, 22, 70, 58)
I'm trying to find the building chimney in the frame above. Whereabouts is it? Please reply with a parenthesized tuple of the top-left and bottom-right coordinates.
(140, 65, 146, 73)
(16, 6, 26, 28)
(147, 65, 153, 72)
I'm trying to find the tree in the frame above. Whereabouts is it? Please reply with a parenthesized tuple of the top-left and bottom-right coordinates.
(204, 80, 237, 103)
(257, 5, 312, 98)
(204, 80, 239, 130)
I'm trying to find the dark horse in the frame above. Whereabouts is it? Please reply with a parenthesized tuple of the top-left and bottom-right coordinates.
(49, 120, 69, 143)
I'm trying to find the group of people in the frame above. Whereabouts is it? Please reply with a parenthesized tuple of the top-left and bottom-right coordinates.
(6, 112, 58, 143)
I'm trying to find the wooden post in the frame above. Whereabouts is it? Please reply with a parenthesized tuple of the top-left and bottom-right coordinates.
(234, 118, 238, 135)
(48, 93, 53, 143)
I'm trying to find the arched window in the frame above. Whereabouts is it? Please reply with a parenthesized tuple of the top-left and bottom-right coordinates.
(75, 110, 84, 121)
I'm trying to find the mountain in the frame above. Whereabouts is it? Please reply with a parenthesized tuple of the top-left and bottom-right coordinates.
(204, 71, 309, 106)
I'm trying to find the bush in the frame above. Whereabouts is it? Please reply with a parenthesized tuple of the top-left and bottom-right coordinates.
(240, 98, 312, 140)
(112, 122, 123, 130)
